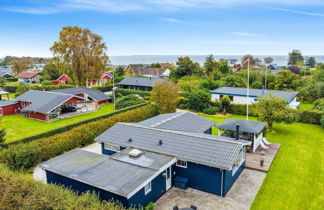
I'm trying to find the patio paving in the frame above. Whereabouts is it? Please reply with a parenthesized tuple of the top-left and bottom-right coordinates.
(155, 169, 266, 210)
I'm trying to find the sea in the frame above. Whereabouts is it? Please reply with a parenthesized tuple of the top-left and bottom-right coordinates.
(110, 55, 324, 66)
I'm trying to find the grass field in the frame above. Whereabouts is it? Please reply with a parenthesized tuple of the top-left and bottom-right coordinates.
(199, 113, 324, 210)
(1, 104, 114, 144)
(299, 103, 314, 110)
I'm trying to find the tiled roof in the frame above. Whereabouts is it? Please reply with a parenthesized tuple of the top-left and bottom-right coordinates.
(118, 77, 163, 87)
(17, 72, 39, 78)
(140, 111, 215, 133)
(137, 68, 169, 76)
(52, 88, 110, 102)
(210, 87, 298, 102)
(40, 149, 174, 198)
(95, 123, 245, 170)
(216, 119, 266, 134)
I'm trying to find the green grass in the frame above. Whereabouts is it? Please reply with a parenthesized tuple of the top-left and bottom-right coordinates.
(199, 113, 324, 210)
(1, 104, 114, 144)
(299, 103, 314, 110)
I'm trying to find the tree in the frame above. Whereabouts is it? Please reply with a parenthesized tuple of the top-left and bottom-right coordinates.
(275, 70, 299, 90)
(264, 57, 273, 64)
(288, 65, 301, 74)
(241, 55, 257, 68)
(50, 26, 109, 86)
(172, 56, 200, 79)
(187, 90, 209, 112)
(220, 96, 231, 114)
(288, 50, 304, 65)
(151, 79, 180, 114)
(305, 57, 316, 68)
(0, 127, 6, 146)
(204, 55, 216, 74)
(151, 63, 161, 68)
(11, 57, 32, 74)
(114, 66, 125, 77)
(254, 94, 298, 131)
(15, 83, 30, 97)
(42, 62, 60, 80)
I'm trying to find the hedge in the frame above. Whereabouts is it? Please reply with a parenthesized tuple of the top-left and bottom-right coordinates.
(92, 84, 114, 92)
(115, 88, 151, 98)
(33, 84, 76, 91)
(8, 102, 150, 146)
(0, 164, 125, 209)
(0, 104, 159, 170)
(297, 110, 324, 125)
(3, 85, 18, 93)
(5, 78, 18, 82)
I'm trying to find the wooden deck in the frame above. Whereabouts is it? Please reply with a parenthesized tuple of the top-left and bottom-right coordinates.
(246, 143, 280, 172)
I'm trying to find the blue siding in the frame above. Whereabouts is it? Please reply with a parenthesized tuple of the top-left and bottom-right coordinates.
(204, 127, 212, 134)
(101, 143, 126, 156)
(46, 170, 128, 206)
(128, 167, 172, 208)
(174, 162, 222, 195)
(223, 161, 245, 196)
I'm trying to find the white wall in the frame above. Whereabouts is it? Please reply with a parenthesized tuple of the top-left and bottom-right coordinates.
(211, 93, 256, 104)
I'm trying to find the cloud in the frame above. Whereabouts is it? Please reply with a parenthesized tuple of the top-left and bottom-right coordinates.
(159, 18, 184, 23)
(232, 32, 265, 37)
(271, 7, 324, 17)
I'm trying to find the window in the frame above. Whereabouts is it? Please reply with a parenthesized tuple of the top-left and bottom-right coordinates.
(176, 160, 187, 168)
(144, 182, 151, 194)
(104, 144, 120, 152)
(232, 149, 245, 175)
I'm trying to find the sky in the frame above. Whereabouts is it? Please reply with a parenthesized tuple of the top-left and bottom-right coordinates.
(0, 0, 324, 57)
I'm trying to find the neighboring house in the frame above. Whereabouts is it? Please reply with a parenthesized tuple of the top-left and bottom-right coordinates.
(38, 112, 249, 208)
(118, 77, 163, 91)
(99, 71, 113, 85)
(137, 68, 170, 77)
(0, 71, 15, 79)
(210, 87, 300, 109)
(159, 63, 172, 68)
(17, 72, 41, 83)
(0, 88, 110, 120)
(54, 74, 71, 85)
(124, 64, 148, 76)
(267, 64, 281, 71)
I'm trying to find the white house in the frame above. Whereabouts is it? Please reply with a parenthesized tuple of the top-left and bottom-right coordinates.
(210, 87, 300, 109)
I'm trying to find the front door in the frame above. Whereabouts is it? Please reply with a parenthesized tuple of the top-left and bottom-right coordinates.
(165, 166, 171, 190)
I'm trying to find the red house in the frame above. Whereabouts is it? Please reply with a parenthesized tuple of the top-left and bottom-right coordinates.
(55, 74, 71, 85)
(0, 101, 19, 116)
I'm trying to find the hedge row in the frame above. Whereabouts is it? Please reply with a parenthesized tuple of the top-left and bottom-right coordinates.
(0, 105, 159, 170)
(115, 88, 151, 98)
(2, 85, 18, 93)
(92, 84, 114, 92)
(8, 103, 149, 146)
(0, 164, 125, 209)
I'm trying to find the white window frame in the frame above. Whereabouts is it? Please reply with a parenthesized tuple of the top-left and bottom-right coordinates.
(232, 149, 245, 176)
(176, 160, 187, 168)
(104, 144, 120, 152)
(144, 182, 152, 195)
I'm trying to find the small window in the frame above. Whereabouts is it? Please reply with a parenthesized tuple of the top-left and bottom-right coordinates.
(104, 144, 120, 152)
(144, 182, 151, 194)
(176, 160, 187, 168)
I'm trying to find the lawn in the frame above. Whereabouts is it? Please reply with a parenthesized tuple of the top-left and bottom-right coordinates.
(1, 104, 114, 144)
(299, 103, 314, 110)
(199, 113, 324, 210)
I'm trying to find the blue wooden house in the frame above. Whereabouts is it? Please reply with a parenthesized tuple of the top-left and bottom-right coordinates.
(39, 112, 249, 208)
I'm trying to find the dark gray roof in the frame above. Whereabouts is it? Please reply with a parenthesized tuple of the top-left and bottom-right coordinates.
(15, 90, 78, 114)
(40, 149, 174, 198)
(118, 77, 162, 88)
(210, 87, 298, 103)
(0, 100, 17, 107)
(52, 88, 110, 102)
(95, 123, 245, 170)
(140, 111, 215, 133)
(216, 119, 266, 134)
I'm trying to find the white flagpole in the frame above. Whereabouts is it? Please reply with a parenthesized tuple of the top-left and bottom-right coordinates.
(246, 57, 250, 120)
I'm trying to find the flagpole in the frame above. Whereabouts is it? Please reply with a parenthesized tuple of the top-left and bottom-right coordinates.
(246, 57, 250, 120)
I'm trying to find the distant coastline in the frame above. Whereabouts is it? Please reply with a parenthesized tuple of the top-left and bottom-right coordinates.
(110, 55, 324, 66)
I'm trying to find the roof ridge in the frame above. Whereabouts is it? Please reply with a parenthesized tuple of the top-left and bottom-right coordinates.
(29, 90, 76, 97)
(150, 111, 187, 127)
(119, 122, 245, 146)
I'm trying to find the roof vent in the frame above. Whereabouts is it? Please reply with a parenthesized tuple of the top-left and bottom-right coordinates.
(159, 139, 163, 145)
(129, 149, 142, 158)
(128, 138, 132, 143)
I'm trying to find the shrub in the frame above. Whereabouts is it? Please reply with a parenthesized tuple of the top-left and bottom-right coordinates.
(92, 84, 114, 92)
(321, 115, 324, 128)
(178, 103, 188, 109)
(3, 85, 18, 93)
(297, 110, 324, 125)
(0, 105, 158, 170)
(115, 88, 151, 98)
(203, 107, 218, 115)
(5, 77, 18, 82)
(116, 95, 144, 109)
(220, 96, 231, 114)
(313, 98, 324, 111)
(186, 90, 210, 112)
(41, 80, 51, 85)
(0, 164, 124, 209)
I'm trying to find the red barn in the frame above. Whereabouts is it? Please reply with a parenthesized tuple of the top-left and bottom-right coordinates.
(56, 74, 71, 85)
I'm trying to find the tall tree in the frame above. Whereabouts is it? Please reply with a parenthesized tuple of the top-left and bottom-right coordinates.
(253, 94, 298, 131)
(264, 56, 273, 64)
(114, 66, 125, 77)
(288, 49, 304, 65)
(204, 55, 216, 74)
(151, 79, 180, 114)
(171, 56, 200, 79)
(11, 57, 32, 74)
(42, 62, 60, 80)
(50, 26, 109, 86)
(241, 55, 257, 68)
(305, 57, 316, 68)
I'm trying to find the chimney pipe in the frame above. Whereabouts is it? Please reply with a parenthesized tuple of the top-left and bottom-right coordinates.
(235, 124, 240, 140)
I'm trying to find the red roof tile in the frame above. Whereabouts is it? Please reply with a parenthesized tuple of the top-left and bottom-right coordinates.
(17, 72, 39, 78)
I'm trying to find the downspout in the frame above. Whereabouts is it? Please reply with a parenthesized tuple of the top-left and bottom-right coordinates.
(221, 169, 224, 197)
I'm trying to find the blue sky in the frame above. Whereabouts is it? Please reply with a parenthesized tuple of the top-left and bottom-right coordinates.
(1, 0, 324, 57)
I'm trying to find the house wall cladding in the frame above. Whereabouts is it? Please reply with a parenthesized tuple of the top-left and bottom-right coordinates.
(204, 127, 212, 134)
(174, 162, 223, 195)
(29, 112, 48, 121)
(1, 104, 18, 116)
(223, 161, 245, 196)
